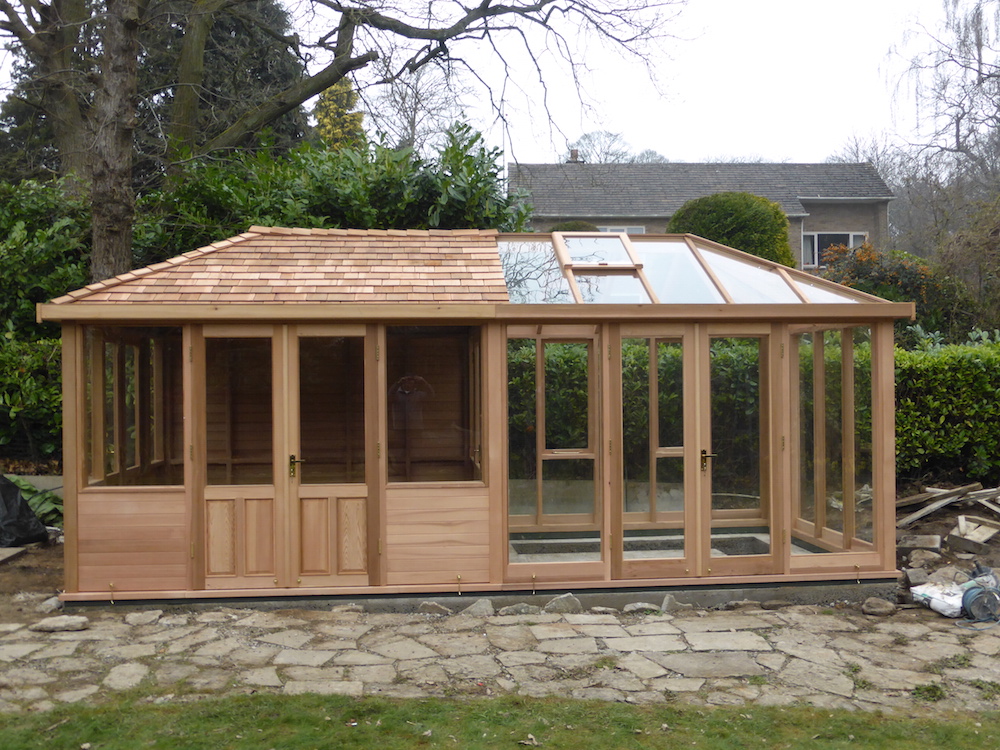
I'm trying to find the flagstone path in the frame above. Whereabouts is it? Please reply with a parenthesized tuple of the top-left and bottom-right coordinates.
(1, 595, 999, 714)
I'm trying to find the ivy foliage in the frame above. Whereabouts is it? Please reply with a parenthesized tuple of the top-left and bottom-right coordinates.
(135, 123, 530, 266)
(821, 242, 977, 346)
(666, 191, 796, 267)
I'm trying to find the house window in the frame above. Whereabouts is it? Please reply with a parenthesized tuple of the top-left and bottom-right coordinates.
(598, 225, 645, 234)
(802, 233, 867, 268)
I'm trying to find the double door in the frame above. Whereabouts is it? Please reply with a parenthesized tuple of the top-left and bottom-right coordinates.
(202, 325, 372, 589)
(615, 323, 776, 579)
(507, 323, 778, 582)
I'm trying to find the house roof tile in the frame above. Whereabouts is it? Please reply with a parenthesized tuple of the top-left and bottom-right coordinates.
(51, 226, 508, 305)
(508, 162, 893, 219)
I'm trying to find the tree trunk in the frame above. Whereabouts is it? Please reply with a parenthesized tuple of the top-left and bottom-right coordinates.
(89, 0, 140, 282)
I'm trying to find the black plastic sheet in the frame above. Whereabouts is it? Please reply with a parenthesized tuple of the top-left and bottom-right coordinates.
(0, 476, 49, 547)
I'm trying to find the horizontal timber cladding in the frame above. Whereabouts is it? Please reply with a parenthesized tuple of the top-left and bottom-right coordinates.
(384, 485, 490, 586)
(75, 488, 188, 593)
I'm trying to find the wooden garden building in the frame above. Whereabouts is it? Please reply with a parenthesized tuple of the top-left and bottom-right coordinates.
(37, 227, 915, 602)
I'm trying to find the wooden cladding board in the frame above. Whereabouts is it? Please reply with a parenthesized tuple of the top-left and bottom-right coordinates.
(76, 488, 188, 592)
(205, 488, 277, 589)
(385, 485, 490, 585)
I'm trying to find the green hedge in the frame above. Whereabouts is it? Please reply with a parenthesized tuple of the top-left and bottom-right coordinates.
(895, 343, 1000, 483)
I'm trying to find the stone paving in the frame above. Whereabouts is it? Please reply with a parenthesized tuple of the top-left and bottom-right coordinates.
(2, 594, 1000, 714)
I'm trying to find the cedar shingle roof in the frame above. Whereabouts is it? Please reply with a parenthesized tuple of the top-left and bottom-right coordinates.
(508, 162, 894, 219)
(51, 227, 509, 305)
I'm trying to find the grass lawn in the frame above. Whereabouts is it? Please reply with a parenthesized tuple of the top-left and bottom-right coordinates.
(0, 695, 996, 749)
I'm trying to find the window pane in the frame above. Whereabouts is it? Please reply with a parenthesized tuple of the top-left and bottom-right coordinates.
(542, 459, 595, 516)
(624, 457, 685, 560)
(84, 327, 184, 487)
(854, 327, 874, 544)
(508, 338, 538, 517)
(576, 273, 651, 303)
(387, 327, 480, 482)
(207, 338, 273, 485)
(563, 236, 632, 264)
(701, 248, 801, 304)
(544, 342, 590, 449)
(802, 235, 817, 267)
(499, 241, 574, 304)
(622, 339, 651, 513)
(824, 329, 845, 533)
(299, 337, 365, 484)
(657, 340, 684, 447)
(633, 241, 724, 304)
(710, 338, 762, 513)
(817, 234, 851, 254)
(798, 333, 816, 526)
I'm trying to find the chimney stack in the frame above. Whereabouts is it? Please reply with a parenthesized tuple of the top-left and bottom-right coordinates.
(567, 149, 584, 163)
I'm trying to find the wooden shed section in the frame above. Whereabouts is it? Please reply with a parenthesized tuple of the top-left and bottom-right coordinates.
(38, 227, 914, 602)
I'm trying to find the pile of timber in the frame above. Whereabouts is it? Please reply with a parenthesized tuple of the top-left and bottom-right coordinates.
(897, 483, 1000, 553)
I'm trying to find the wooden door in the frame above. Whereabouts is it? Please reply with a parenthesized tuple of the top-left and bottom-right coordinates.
(202, 326, 371, 589)
(699, 327, 777, 577)
(288, 327, 370, 587)
(614, 325, 697, 580)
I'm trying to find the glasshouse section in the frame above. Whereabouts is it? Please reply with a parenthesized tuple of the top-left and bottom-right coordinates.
(38, 227, 913, 601)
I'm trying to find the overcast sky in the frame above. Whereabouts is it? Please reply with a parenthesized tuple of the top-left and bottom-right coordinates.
(493, 0, 946, 165)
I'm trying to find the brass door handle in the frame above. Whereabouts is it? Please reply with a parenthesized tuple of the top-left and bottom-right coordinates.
(289, 454, 306, 477)
(700, 449, 718, 471)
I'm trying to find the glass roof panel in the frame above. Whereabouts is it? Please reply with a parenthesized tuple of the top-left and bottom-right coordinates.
(632, 241, 725, 304)
(699, 248, 801, 304)
(499, 241, 574, 304)
(792, 276, 861, 304)
(576, 273, 651, 304)
(563, 235, 632, 265)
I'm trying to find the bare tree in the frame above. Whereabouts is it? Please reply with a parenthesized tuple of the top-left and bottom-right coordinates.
(362, 61, 468, 155)
(0, 0, 685, 279)
(564, 129, 667, 162)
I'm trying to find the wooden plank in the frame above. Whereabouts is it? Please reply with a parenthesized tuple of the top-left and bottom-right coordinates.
(896, 484, 982, 528)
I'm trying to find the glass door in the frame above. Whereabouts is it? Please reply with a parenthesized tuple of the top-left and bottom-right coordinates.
(702, 331, 776, 576)
(617, 328, 694, 579)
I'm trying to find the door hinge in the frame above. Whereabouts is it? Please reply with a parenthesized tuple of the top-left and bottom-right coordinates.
(377, 442, 381, 459)
(609, 439, 613, 455)
(780, 342, 785, 358)
(189, 444, 193, 459)
(190, 542, 195, 559)
(782, 435, 786, 450)
(189, 345, 193, 363)
(375, 344, 380, 361)
(378, 538, 383, 555)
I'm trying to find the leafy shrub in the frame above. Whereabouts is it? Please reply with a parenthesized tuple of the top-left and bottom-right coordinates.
(549, 221, 600, 231)
(0, 180, 88, 463)
(821, 242, 976, 346)
(135, 123, 530, 265)
(666, 191, 795, 267)
(895, 342, 1000, 483)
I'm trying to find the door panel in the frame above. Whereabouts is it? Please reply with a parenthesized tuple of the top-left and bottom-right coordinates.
(291, 330, 369, 586)
(619, 333, 691, 579)
(704, 333, 776, 576)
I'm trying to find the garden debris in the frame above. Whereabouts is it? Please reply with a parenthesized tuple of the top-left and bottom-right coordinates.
(0, 476, 49, 547)
(947, 516, 1000, 555)
(897, 535, 942, 554)
(896, 484, 983, 528)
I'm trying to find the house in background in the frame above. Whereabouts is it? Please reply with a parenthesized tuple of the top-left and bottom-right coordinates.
(508, 161, 893, 269)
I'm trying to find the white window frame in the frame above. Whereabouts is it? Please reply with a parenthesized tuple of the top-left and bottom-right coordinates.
(598, 225, 646, 235)
(801, 232, 868, 268)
